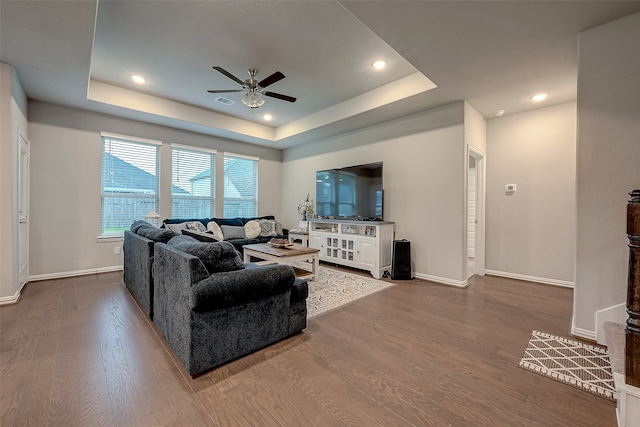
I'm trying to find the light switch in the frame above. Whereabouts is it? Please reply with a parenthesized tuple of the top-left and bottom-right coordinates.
(505, 184, 517, 192)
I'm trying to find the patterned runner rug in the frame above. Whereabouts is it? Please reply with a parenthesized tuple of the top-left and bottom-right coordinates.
(294, 263, 395, 319)
(518, 330, 616, 401)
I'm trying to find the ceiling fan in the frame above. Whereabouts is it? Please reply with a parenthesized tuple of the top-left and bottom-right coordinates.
(207, 67, 297, 109)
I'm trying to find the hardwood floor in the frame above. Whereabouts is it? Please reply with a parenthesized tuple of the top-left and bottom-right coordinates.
(1, 269, 617, 426)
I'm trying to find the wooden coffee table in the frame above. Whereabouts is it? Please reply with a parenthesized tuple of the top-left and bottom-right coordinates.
(243, 243, 320, 281)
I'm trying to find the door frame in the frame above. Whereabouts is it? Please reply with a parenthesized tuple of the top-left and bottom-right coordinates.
(466, 145, 485, 278)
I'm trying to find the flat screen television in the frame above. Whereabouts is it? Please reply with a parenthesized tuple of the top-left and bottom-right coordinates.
(315, 162, 383, 220)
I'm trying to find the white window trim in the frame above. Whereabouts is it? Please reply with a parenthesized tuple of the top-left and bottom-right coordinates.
(101, 131, 162, 146)
(223, 151, 259, 161)
(172, 142, 217, 154)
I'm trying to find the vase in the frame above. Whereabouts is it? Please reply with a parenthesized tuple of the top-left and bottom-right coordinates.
(299, 221, 308, 231)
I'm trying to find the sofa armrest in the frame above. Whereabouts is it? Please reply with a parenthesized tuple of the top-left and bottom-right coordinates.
(191, 264, 296, 311)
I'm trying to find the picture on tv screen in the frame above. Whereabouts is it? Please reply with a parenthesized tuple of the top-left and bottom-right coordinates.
(315, 162, 383, 220)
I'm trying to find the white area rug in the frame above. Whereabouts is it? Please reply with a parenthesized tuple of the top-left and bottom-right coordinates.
(519, 330, 615, 401)
(294, 263, 395, 319)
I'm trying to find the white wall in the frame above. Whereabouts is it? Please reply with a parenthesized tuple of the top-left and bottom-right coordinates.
(282, 102, 468, 285)
(0, 62, 28, 302)
(486, 102, 576, 286)
(574, 12, 640, 338)
(27, 101, 283, 278)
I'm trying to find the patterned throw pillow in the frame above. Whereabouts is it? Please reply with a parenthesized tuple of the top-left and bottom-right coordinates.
(244, 220, 261, 239)
(256, 219, 278, 237)
(207, 221, 224, 241)
(185, 221, 207, 232)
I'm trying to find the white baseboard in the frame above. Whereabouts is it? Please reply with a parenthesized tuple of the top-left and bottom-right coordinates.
(28, 265, 123, 282)
(413, 272, 468, 288)
(0, 289, 22, 305)
(485, 269, 574, 288)
(571, 325, 597, 341)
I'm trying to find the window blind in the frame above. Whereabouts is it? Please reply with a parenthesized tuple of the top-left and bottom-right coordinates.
(223, 153, 258, 218)
(171, 146, 216, 218)
(101, 136, 160, 235)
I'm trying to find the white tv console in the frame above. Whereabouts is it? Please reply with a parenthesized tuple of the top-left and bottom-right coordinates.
(308, 219, 394, 279)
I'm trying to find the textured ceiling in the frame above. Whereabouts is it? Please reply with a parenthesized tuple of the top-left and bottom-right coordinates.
(2, 0, 640, 148)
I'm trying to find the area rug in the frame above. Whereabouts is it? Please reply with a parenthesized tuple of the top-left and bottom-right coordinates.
(293, 263, 395, 319)
(518, 330, 616, 401)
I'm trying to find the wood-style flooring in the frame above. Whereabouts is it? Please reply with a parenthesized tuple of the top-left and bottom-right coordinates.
(0, 269, 617, 426)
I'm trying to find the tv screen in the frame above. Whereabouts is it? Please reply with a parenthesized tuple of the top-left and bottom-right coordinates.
(316, 162, 383, 220)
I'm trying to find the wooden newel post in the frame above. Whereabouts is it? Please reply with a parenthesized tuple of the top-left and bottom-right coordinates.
(626, 190, 640, 387)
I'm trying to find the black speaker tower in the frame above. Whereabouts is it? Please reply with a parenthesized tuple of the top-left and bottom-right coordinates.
(392, 240, 412, 280)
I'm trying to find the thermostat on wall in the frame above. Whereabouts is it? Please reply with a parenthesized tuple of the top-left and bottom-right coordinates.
(505, 184, 517, 192)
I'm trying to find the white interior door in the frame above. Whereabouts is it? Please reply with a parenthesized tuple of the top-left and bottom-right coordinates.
(468, 156, 477, 259)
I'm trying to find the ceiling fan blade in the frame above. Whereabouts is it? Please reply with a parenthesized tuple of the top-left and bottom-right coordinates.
(264, 91, 297, 103)
(207, 89, 243, 93)
(258, 71, 285, 88)
(212, 66, 245, 86)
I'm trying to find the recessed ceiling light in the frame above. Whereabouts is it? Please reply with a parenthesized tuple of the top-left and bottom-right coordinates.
(531, 93, 548, 102)
(372, 60, 386, 70)
(263, 114, 272, 121)
(494, 109, 505, 117)
(131, 75, 146, 84)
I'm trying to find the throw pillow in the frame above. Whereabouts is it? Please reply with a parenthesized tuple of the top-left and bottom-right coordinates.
(165, 222, 188, 233)
(181, 229, 220, 242)
(244, 220, 261, 239)
(256, 219, 278, 237)
(206, 221, 224, 241)
(185, 221, 207, 232)
(168, 238, 245, 274)
(136, 224, 177, 243)
(220, 225, 246, 240)
(131, 220, 153, 233)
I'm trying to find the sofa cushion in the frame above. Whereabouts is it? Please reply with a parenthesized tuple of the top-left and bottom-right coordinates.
(221, 225, 246, 240)
(244, 220, 261, 239)
(210, 218, 243, 227)
(134, 222, 177, 243)
(181, 229, 220, 242)
(168, 236, 245, 274)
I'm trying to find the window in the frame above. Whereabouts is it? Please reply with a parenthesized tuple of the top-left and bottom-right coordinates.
(223, 153, 258, 217)
(171, 145, 216, 218)
(101, 133, 160, 236)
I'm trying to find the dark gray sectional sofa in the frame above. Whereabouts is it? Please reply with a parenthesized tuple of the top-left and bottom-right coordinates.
(162, 215, 288, 253)
(123, 219, 307, 377)
(123, 221, 178, 319)
(153, 236, 308, 377)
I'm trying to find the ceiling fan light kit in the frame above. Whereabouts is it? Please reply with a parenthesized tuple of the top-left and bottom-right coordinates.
(242, 90, 265, 108)
(208, 67, 297, 109)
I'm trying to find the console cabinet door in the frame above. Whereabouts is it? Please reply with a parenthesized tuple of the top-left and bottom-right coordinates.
(356, 238, 377, 269)
(309, 234, 323, 251)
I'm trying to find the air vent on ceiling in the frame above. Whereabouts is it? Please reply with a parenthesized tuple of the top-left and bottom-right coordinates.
(214, 96, 235, 106)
